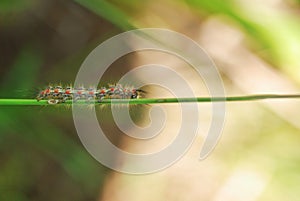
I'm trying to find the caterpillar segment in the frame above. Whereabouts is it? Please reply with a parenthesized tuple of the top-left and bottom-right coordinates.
(36, 85, 143, 104)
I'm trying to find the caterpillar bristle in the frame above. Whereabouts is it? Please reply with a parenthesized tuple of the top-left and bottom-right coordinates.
(36, 84, 145, 104)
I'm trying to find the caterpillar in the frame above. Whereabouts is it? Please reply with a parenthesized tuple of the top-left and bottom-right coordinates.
(36, 84, 144, 104)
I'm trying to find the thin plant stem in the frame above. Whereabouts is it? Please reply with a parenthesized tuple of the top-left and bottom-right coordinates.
(1, 94, 300, 106)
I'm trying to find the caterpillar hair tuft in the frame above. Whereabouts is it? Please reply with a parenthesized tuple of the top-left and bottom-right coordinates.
(36, 84, 144, 104)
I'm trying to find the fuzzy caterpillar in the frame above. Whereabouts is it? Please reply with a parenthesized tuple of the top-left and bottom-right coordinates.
(36, 84, 144, 104)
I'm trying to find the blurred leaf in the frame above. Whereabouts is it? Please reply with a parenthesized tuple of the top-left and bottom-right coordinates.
(74, 0, 136, 30)
(0, 108, 106, 199)
(0, 192, 29, 201)
(0, 151, 34, 192)
(20, 111, 105, 187)
(185, 0, 300, 81)
(0, 0, 36, 14)
(1, 45, 42, 98)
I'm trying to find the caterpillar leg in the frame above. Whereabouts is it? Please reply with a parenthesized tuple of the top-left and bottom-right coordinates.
(131, 94, 137, 99)
(47, 99, 59, 104)
(74, 96, 81, 102)
(97, 96, 105, 103)
(86, 96, 94, 103)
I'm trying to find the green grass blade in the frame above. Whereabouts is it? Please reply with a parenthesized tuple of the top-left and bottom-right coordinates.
(1, 94, 300, 106)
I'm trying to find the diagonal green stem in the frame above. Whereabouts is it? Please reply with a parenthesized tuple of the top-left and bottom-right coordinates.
(1, 94, 300, 106)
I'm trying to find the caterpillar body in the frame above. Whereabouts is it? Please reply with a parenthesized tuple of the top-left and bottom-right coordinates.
(37, 84, 143, 104)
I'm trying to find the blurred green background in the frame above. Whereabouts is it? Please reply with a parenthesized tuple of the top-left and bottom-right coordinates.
(1, 0, 300, 201)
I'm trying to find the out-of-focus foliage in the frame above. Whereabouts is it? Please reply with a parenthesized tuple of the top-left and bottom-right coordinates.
(0, 1, 115, 200)
(74, 0, 135, 30)
(0, 0, 36, 14)
(1, 0, 300, 201)
(185, 0, 300, 82)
